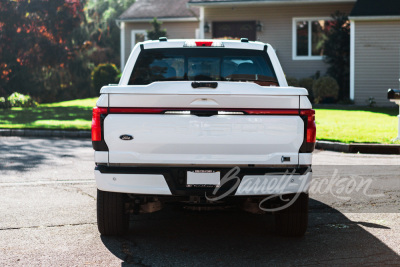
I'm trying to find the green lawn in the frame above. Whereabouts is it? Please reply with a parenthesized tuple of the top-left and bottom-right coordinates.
(0, 98, 399, 144)
(0, 98, 97, 130)
(315, 106, 399, 144)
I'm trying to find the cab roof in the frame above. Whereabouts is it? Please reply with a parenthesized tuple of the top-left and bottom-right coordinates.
(138, 38, 270, 51)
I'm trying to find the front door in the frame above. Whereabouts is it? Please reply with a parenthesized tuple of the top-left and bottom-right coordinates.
(212, 21, 256, 41)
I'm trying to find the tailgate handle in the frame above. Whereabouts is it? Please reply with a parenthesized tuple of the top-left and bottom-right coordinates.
(191, 82, 218, 89)
(190, 110, 218, 117)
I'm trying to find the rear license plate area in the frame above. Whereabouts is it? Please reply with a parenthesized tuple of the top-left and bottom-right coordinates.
(186, 170, 220, 187)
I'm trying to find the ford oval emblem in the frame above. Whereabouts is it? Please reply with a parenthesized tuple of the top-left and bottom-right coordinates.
(120, 134, 134, 141)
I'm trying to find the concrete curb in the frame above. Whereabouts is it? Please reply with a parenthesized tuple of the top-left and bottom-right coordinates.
(1, 129, 399, 154)
(315, 141, 350, 153)
(0, 129, 91, 138)
(316, 141, 400, 155)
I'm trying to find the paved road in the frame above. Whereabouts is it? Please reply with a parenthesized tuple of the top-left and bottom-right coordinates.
(0, 137, 399, 266)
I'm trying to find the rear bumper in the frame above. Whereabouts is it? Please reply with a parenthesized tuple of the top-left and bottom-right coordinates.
(95, 166, 312, 196)
(95, 170, 172, 195)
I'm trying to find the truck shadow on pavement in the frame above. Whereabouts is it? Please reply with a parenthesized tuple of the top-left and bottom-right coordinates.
(0, 137, 90, 173)
(101, 199, 399, 266)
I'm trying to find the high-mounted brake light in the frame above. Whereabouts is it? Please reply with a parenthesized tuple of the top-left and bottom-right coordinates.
(184, 40, 224, 47)
(195, 41, 213, 46)
(91, 107, 108, 141)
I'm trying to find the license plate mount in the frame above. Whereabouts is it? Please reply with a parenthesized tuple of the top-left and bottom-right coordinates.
(186, 170, 220, 187)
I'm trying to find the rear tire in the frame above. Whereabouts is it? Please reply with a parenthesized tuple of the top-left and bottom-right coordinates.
(274, 193, 308, 237)
(97, 189, 129, 236)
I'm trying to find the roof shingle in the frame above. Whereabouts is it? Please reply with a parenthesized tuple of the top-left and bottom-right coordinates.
(119, 0, 199, 20)
(188, 0, 354, 4)
(350, 0, 400, 17)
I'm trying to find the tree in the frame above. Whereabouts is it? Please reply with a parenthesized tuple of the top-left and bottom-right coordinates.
(147, 18, 167, 40)
(84, 0, 135, 66)
(323, 11, 350, 100)
(0, 0, 136, 102)
(0, 0, 87, 100)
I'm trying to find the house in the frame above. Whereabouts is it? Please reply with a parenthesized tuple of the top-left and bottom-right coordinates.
(117, 0, 200, 70)
(349, 0, 400, 106)
(117, 0, 400, 106)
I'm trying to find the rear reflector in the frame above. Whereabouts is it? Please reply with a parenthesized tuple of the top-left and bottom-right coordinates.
(91, 107, 107, 141)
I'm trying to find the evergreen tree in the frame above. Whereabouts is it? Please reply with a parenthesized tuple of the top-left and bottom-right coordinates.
(323, 11, 350, 100)
(147, 18, 167, 40)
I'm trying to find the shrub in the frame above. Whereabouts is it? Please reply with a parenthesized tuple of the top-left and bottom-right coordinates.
(0, 97, 10, 109)
(312, 76, 339, 104)
(299, 77, 314, 103)
(366, 97, 376, 107)
(91, 63, 120, 94)
(7, 92, 38, 108)
(337, 97, 354, 105)
(286, 77, 299, 87)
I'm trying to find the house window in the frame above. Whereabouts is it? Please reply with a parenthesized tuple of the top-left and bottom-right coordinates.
(213, 21, 256, 41)
(131, 30, 147, 50)
(293, 18, 333, 60)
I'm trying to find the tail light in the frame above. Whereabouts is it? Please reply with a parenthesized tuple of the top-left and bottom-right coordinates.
(90, 107, 316, 152)
(299, 109, 316, 153)
(92, 107, 108, 151)
(244, 109, 299, 115)
(108, 108, 165, 114)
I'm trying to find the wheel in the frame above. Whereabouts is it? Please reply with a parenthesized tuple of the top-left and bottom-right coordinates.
(274, 193, 309, 237)
(97, 189, 129, 236)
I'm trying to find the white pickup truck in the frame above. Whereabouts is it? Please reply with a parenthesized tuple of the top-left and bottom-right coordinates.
(92, 38, 316, 237)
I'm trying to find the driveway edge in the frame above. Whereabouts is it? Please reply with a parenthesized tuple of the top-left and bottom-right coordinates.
(0, 129, 91, 138)
(316, 141, 400, 154)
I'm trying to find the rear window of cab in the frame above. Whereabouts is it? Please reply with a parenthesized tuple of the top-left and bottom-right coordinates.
(128, 48, 279, 86)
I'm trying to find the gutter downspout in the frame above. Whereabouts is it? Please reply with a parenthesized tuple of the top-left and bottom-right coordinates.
(350, 20, 355, 101)
(199, 7, 205, 39)
(120, 21, 126, 71)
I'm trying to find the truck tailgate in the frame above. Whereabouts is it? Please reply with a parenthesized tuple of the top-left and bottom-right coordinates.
(104, 114, 304, 166)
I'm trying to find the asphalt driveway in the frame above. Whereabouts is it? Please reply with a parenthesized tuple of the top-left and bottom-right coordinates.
(0, 137, 399, 266)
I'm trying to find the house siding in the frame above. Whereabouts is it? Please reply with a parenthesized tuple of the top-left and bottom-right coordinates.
(203, 3, 354, 79)
(353, 20, 400, 106)
(123, 21, 199, 64)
